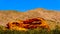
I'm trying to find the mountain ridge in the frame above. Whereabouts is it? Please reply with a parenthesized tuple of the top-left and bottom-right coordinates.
(0, 8, 60, 29)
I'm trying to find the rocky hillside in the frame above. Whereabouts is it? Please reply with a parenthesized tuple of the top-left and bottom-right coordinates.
(0, 8, 60, 29)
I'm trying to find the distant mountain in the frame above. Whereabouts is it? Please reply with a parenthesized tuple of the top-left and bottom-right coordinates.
(0, 8, 60, 30)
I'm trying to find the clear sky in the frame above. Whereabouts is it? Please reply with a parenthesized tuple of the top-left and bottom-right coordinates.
(0, 0, 60, 12)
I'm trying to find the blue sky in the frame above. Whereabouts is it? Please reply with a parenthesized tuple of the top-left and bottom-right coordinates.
(0, 0, 60, 12)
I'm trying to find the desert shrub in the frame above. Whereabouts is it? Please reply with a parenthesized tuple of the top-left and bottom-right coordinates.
(51, 29, 60, 34)
(50, 25, 60, 34)
(26, 28, 49, 34)
(0, 26, 4, 30)
(0, 28, 49, 34)
(0, 25, 60, 34)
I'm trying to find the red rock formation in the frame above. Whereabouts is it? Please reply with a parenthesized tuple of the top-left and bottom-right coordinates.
(6, 17, 50, 31)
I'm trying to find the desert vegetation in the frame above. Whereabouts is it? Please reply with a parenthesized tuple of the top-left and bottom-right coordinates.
(0, 25, 60, 34)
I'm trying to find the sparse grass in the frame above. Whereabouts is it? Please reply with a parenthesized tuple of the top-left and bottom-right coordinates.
(0, 26, 60, 34)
